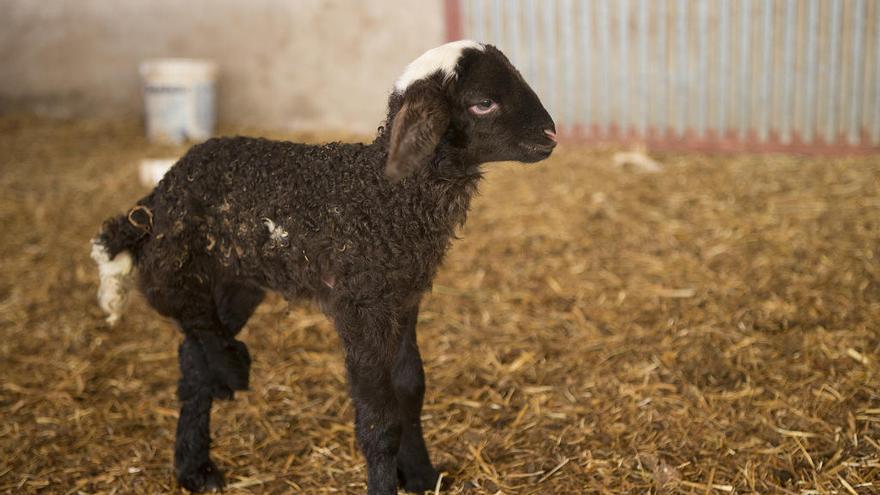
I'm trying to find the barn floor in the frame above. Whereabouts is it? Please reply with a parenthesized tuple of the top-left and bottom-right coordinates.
(1, 115, 879, 494)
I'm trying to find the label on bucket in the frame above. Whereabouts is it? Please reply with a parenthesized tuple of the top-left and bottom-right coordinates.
(193, 83, 216, 140)
(143, 82, 215, 144)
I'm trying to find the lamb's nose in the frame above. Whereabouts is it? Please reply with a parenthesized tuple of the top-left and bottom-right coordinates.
(544, 129, 558, 143)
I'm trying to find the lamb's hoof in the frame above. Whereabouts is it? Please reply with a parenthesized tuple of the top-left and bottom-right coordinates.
(399, 467, 443, 493)
(177, 460, 225, 493)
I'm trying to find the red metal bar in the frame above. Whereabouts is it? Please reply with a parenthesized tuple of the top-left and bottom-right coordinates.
(444, 0, 463, 42)
(560, 127, 880, 156)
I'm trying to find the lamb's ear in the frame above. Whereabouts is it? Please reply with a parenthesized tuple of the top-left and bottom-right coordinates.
(385, 84, 450, 182)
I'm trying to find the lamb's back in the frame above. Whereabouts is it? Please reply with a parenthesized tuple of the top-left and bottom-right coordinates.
(161, 136, 381, 210)
(142, 137, 390, 287)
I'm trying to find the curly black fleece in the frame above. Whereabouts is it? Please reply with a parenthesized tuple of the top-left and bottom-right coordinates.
(103, 96, 479, 307)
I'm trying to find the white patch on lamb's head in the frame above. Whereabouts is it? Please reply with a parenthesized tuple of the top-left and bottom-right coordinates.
(394, 40, 484, 93)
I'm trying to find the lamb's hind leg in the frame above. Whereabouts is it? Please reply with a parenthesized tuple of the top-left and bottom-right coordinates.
(174, 330, 227, 492)
(214, 279, 265, 336)
(174, 320, 253, 491)
(149, 281, 258, 492)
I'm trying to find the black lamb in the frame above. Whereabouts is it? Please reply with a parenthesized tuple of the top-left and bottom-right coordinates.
(92, 40, 556, 494)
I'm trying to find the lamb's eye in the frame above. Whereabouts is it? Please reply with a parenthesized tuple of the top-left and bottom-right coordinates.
(469, 99, 498, 115)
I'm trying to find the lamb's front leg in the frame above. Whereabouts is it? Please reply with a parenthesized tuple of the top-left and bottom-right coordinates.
(393, 304, 440, 492)
(334, 305, 402, 495)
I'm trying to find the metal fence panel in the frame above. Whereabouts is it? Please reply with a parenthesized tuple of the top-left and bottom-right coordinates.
(454, 0, 880, 152)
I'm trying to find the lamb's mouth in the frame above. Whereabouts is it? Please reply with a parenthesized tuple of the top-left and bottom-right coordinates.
(518, 141, 556, 160)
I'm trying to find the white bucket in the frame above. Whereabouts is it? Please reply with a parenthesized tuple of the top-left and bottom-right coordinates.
(140, 59, 217, 144)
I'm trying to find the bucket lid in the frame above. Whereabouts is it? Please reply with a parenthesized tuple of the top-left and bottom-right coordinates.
(140, 58, 217, 85)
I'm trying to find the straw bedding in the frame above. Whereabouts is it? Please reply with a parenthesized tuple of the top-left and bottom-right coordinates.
(1, 116, 878, 494)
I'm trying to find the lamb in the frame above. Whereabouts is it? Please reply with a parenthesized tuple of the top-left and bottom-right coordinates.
(91, 40, 556, 494)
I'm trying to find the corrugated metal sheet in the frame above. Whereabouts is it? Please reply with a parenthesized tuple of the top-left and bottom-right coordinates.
(452, 0, 880, 152)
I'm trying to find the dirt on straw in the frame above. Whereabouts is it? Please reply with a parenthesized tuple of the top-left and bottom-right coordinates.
(0, 115, 879, 494)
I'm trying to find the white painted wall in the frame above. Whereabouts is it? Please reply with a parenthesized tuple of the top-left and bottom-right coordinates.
(0, 0, 446, 133)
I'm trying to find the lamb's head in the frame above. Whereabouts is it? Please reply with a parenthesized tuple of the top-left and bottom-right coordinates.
(386, 40, 556, 181)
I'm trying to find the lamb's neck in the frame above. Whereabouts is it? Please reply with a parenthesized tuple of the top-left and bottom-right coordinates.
(370, 117, 482, 232)
(413, 145, 483, 235)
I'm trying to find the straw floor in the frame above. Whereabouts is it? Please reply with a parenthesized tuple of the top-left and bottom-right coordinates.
(1, 116, 878, 494)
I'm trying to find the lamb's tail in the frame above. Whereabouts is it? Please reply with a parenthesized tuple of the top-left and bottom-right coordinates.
(90, 205, 152, 326)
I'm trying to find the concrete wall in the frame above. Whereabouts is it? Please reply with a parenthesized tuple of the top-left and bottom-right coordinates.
(0, 0, 446, 133)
